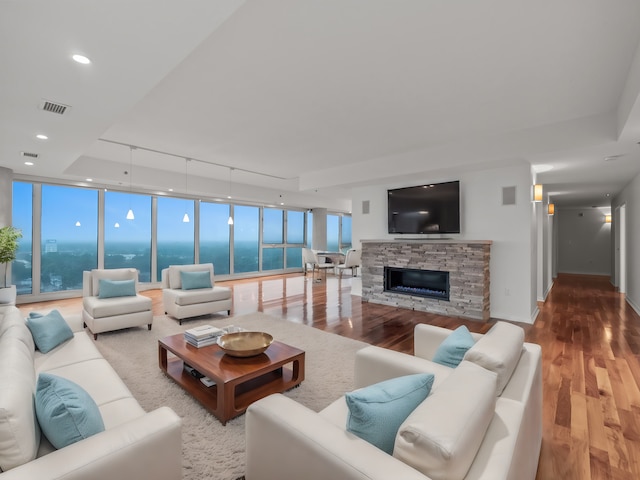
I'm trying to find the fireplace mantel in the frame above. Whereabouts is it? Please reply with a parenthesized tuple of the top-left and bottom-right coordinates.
(361, 239, 491, 321)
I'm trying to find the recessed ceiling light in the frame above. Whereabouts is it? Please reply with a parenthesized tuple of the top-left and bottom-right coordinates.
(24, 161, 34, 166)
(36, 134, 48, 140)
(168, 188, 173, 192)
(72, 54, 91, 64)
(86, 178, 93, 182)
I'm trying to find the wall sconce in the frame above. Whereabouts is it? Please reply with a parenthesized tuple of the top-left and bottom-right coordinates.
(533, 184, 543, 202)
(547, 203, 555, 215)
(605, 214, 612, 224)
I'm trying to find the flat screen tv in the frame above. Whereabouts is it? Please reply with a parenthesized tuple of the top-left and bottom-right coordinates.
(387, 181, 460, 234)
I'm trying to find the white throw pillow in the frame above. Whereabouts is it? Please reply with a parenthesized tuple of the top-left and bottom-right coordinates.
(463, 321, 524, 395)
(393, 361, 497, 480)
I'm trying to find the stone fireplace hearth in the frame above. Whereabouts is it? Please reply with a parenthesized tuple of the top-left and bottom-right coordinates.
(361, 239, 491, 321)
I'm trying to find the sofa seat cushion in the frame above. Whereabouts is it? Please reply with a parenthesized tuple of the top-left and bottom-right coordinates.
(83, 294, 152, 319)
(97, 397, 146, 430)
(35, 373, 105, 450)
(34, 332, 104, 373)
(0, 328, 40, 471)
(393, 361, 497, 480)
(39, 359, 135, 413)
(171, 286, 231, 306)
(463, 321, 524, 395)
(345, 374, 434, 454)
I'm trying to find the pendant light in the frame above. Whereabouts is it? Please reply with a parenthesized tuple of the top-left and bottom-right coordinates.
(182, 159, 190, 223)
(227, 167, 234, 225)
(126, 146, 135, 220)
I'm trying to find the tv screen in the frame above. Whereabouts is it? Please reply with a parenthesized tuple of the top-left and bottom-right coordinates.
(388, 181, 460, 234)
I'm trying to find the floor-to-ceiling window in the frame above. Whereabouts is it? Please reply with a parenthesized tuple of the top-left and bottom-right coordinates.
(157, 197, 195, 276)
(41, 185, 98, 292)
(327, 213, 352, 252)
(286, 210, 304, 268)
(104, 191, 152, 281)
(200, 202, 231, 275)
(11, 182, 32, 294)
(262, 208, 284, 271)
(327, 214, 340, 252)
(11, 179, 345, 299)
(341, 215, 352, 251)
(234, 205, 259, 273)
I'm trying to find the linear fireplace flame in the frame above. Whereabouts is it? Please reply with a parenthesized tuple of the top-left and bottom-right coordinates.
(384, 267, 450, 301)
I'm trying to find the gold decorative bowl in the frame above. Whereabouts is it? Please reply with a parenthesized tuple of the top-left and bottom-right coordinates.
(217, 331, 273, 357)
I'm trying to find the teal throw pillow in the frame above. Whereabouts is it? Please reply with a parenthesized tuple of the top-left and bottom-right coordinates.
(35, 373, 105, 449)
(345, 373, 434, 454)
(181, 270, 212, 290)
(26, 309, 74, 353)
(432, 325, 476, 368)
(98, 279, 136, 299)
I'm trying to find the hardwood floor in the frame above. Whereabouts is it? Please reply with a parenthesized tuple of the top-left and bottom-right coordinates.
(17, 272, 640, 480)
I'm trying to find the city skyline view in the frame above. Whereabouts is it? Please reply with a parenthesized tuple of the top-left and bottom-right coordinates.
(11, 181, 351, 296)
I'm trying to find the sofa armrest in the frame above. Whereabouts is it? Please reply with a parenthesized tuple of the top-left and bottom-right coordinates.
(0, 407, 182, 480)
(354, 345, 453, 390)
(413, 323, 483, 360)
(245, 394, 428, 480)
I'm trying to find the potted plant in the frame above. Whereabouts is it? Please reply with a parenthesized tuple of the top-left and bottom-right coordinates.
(0, 225, 22, 305)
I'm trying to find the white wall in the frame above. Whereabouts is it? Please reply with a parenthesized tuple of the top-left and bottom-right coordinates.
(0, 167, 12, 227)
(556, 207, 612, 275)
(612, 172, 640, 313)
(352, 162, 537, 323)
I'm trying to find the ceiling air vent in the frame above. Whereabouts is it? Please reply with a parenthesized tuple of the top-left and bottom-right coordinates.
(39, 100, 70, 115)
(21, 151, 39, 159)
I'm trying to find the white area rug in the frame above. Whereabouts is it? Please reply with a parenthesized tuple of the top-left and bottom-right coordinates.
(92, 313, 369, 480)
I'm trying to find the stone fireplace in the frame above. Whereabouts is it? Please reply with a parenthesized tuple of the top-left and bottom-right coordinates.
(362, 239, 491, 321)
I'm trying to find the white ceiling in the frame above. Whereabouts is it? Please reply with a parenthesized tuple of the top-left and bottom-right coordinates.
(2, 0, 640, 210)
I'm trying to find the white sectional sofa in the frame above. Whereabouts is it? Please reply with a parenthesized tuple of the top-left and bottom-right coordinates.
(161, 263, 232, 324)
(245, 321, 542, 480)
(0, 305, 182, 479)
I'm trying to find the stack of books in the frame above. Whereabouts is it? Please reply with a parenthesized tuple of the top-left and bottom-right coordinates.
(184, 325, 224, 347)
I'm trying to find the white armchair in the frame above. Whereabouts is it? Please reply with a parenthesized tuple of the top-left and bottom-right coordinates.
(336, 248, 361, 277)
(82, 268, 153, 339)
(161, 263, 232, 325)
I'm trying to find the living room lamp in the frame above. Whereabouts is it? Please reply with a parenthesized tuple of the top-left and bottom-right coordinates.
(182, 159, 190, 223)
(533, 184, 543, 202)
(227, 167, 234, 225)
(126, 147, 135, 220)
(548, 203, 555, 215)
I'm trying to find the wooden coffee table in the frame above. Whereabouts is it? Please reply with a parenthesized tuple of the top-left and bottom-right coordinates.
(158, 333, 305, 425)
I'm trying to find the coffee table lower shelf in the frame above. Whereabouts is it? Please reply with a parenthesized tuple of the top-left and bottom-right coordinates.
(158, 336, 305, 425)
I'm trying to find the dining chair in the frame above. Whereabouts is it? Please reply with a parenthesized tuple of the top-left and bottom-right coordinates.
(336, 249, 361, 277)
(302, 248, 334, 281)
